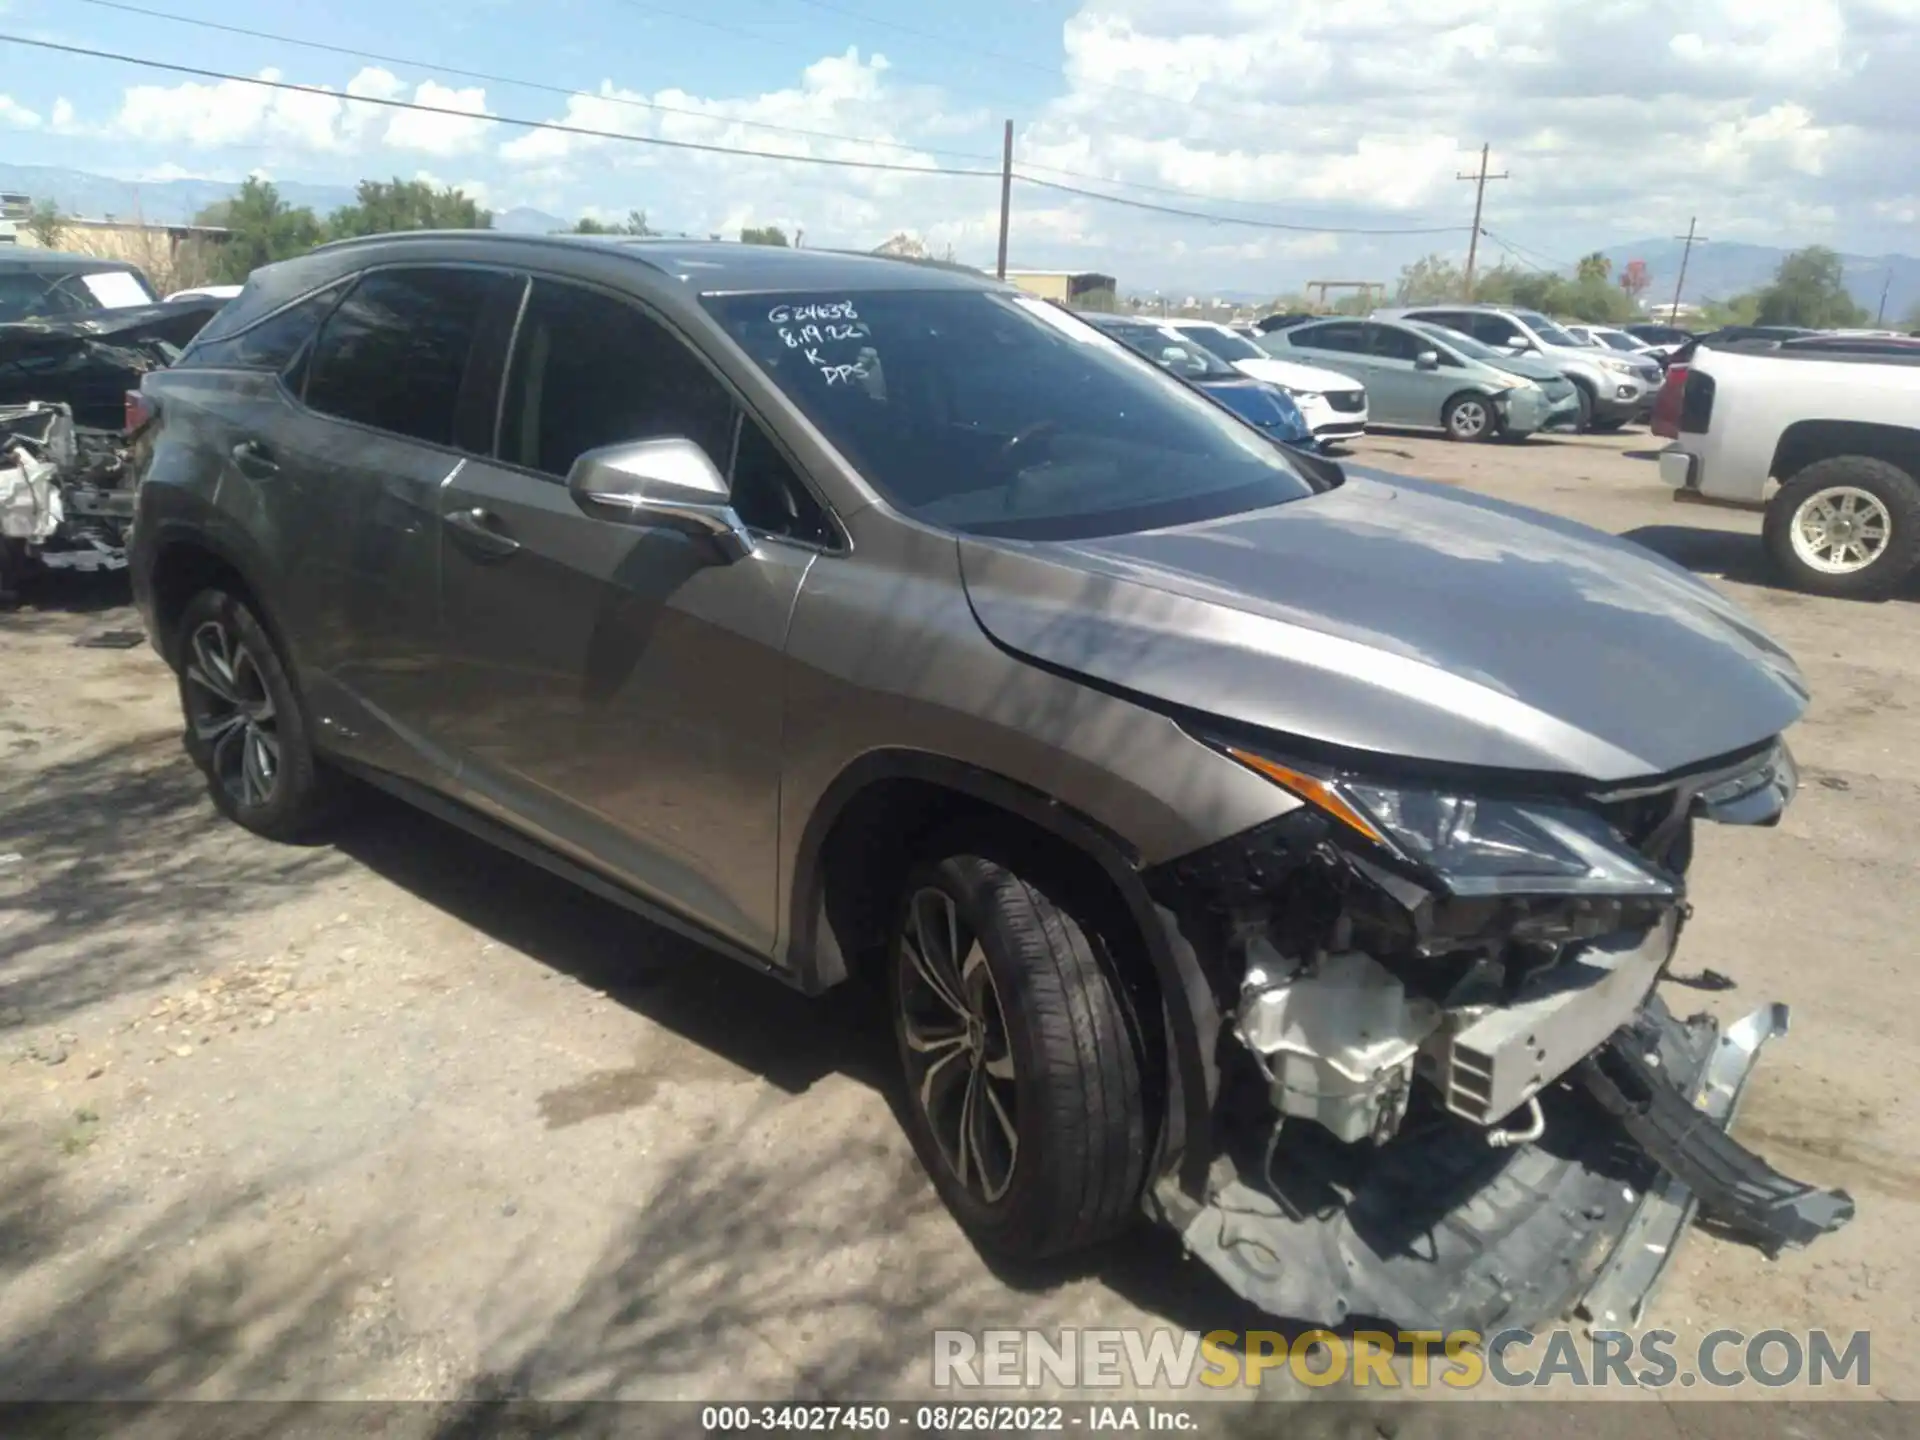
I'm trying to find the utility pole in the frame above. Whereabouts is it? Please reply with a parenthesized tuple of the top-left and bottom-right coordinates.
(1456, 143, 1508, 300)
(1670, 218, 1705, 324)
(1876, 270, 1892, 326)
(995, 119, 1013, 282)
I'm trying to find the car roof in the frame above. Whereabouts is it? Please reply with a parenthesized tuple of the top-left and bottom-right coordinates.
(0, 250, 145, 275)
(311, 232, 998, 294)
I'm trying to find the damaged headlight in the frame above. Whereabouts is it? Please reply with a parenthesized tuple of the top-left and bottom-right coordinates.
(1226, 749, 1677, 900)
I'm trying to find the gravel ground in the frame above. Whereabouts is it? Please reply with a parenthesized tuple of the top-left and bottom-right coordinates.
(1, 428, 1915, 1422)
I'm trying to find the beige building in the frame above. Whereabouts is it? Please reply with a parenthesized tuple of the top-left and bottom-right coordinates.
(5, 214, 231, 295)
(1004, 270, 1118, 306)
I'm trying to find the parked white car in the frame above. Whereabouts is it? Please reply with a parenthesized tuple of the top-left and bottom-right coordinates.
(164, 284, 244, 304)
(1566, 323, 1660, 358)
(1156, 319, 1369, 441)
(1655, 343, 1920, 597)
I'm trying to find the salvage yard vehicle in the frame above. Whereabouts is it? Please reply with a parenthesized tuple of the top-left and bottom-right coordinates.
(131, 235, 1850, 1332)
(1655, 340, 1920, 598)
(1082, 313, 1318, 449)
(1381, 303, 1663, 432)
(1151, 318, 1370, 444)
(0, 295, 225, 598)
(0, 250, 158, 322)
(1262, 316, 1579, 441)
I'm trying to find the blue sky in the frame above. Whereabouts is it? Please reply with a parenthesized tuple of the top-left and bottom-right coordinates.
(3, 0, 1916, 294)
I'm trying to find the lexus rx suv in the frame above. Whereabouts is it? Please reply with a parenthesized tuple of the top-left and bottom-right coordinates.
(129, 235, 1848, 1331)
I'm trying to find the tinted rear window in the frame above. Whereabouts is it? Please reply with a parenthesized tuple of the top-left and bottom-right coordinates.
(178, 281, 350, 374)
(303, 268, 516, 447)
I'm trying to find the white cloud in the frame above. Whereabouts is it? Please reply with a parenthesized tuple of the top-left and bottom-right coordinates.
(0, 95, 41, 130)
(384, 81, 493, 156)
(100, 66, 494, 159)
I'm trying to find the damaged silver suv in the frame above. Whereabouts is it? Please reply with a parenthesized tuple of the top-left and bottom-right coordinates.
(129, 235, 1851, 1331)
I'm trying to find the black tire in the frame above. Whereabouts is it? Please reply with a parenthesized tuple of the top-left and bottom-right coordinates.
(888, 848, 1147, 1260)
(1442, 392, 1496, 443)
(1589, 416, 1629, 433)
(1569, 379, 1596, 432)
(174, 588, 336, 840)
(1764, 456, 1920, 599)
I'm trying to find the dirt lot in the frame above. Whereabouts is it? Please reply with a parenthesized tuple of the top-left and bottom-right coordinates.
(2, 429, 1917, 1418)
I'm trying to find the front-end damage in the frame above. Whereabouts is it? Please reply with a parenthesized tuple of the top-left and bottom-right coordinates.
(1141, 736, 1853, 1332)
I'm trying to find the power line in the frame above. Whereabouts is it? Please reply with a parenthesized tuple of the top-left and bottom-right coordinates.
(0, 33, 1000, 177)
(1012, 174, 1473, 236)
(1481, 230, 1568, 273)
(66, 0, 1005, 166)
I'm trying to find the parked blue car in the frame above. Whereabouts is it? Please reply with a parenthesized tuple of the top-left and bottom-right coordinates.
(1084, 314, 1319, 450)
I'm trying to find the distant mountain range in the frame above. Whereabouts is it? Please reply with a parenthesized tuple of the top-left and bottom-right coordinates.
(0, 163, 571, 236)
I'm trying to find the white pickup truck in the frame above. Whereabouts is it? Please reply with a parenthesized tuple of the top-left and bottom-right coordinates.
(1655, 342, 1920, 597)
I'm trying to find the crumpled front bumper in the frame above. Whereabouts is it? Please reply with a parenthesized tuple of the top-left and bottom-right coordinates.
(1146, 994, 1853, 1333)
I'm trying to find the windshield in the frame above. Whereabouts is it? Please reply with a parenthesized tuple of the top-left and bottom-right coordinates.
(1597, 331, 1643, 352)
(1175, 324, 1264, 362)
(1405, 320, 1501, 363)
(703, 289, 1316, 540)
(1514, 311, 1582, 348)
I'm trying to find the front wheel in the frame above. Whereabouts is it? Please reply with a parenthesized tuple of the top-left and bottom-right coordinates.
(1442, 392, 1495, 442)
(889, 850, 1147, 1260)
(1764, 457, 1920, 599)
(1570, 381, 1596, 433)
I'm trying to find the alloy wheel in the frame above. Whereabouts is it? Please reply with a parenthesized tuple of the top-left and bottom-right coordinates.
(897, 886, 1020, 1204)
(184, 618, 280, 809)
(1791, 486, 1892, 575)
(1450, 399, 1490, 439)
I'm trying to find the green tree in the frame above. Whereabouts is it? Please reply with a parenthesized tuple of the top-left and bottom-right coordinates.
(1576, 251, 1612, 283)
(325, 178, 492, 240)
(1395, 253, 1465, 304)
(193, 178, 324, 283)
(24, 198, 65, 248)
(1697, 293, 1763, 328)
(1751, 246, 1868, 327)
(739, 224, 790, 247)
(570, 209, 655, 236)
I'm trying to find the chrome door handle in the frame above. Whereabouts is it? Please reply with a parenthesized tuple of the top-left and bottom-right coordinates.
(443, 506, 522, 560)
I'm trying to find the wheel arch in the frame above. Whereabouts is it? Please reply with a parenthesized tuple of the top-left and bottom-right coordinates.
(788, 748, 1222, 1193)
(146, 531, 287, 672)
(1769, 420, 1920, 486)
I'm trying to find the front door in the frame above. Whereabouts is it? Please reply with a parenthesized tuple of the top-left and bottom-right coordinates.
(430, 276, 834, 956)
(1362, 322, 1446, 426)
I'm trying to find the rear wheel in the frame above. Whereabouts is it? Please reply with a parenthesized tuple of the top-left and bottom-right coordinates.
(1764, 457, 1920, 599)
(1442, 392, 1495, 442)
(889, 848, 1147, 1260)
(175, 588, 337, 839)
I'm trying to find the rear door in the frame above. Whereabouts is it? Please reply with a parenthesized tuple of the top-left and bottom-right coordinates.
(273, 264, 525, 781)
(431, 275, 834, 954)
(1275, 320, 1373, 388)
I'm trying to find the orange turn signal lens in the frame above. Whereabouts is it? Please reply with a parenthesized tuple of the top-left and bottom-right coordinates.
(1226, 749, 1389, 847)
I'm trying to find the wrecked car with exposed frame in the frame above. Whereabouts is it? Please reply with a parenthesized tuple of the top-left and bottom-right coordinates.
(0, 273, 225, 599)
(130, 236, 1850, 1333)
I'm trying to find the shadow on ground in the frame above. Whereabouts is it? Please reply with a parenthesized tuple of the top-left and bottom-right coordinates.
(328, 789, 1275, 1351)
(0, 1124, 376, 1407)
(0, 735, 347, 1029)
(0, 568, 133, 616)
(1622, 523, 1920, 604)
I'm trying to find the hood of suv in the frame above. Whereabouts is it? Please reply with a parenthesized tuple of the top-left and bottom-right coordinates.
(957, 470, 1807, 782)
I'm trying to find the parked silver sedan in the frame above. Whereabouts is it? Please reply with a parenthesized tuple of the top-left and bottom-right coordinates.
(1261, 317, 1579, 440)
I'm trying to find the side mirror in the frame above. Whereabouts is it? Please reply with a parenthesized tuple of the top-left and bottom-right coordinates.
(1414, 350, 1440, 371)
(566, 437, 753, 563)
(1506, 337, 1533, 352)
